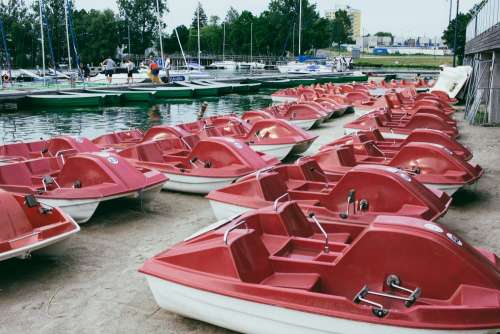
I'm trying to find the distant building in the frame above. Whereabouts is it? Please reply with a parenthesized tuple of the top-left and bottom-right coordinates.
(325, 5, 362, 38)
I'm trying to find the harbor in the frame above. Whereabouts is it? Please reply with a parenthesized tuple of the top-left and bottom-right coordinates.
(1, 0, 500, 333)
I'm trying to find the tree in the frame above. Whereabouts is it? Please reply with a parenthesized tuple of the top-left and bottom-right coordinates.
(117, 0, 168, 56)
(209, 15, 220, 26)
(442, 12, 471, 65)
(191, 3, 207, 28)
(225, 7, 239, 24)
(330, 9, 353, 50)
(374, 32, 393, 37)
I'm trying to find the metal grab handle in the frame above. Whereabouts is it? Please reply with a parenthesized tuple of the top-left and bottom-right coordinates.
(55, 149, 77, 164)
(308, 213, 329, 253)
(223, 220, 248, 245)
(273, 193, 290, 211)
(179, 136, 192, 150)
(42, 176, 60, 192)
(255, 166, 275, 180)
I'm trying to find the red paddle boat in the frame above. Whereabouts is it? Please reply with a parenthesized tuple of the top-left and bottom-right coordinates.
(344, 109, 459, 139)
(312, 142, 483, 195)
(119, 137, 279, 194)
(0, 152, 167, 223)
(244, 103, 329, 130)
(0, 190, 80, 262)
(140, 201, 500, 334)
(321, 129, 473, 161)
(206, 157, 451, 222)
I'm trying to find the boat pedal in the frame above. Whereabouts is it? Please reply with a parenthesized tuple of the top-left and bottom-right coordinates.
(353, 285, 388, 318)
(73, 180, 82, 189)
(386, 274, 421, 307)
(24, 195, 40, 208)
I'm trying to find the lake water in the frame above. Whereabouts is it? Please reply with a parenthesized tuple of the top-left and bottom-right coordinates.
(0, 91, 275, 144)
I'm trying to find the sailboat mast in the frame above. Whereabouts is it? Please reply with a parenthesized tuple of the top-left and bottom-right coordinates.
(174, 28, 189, 68)
(298, 0, 302, 55)
(222, 23, 225, 61)
(197, 2, 201, 67)
(64, 0, 71, 71)
(156, 0, 164, 67)
(250, 22, 253, 63)
(39, 0, 46, 83)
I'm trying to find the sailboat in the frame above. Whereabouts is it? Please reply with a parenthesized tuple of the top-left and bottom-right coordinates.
(277, 0, 334, 75)
(237, 22, 265, 70)
(207, 23, 237, 70)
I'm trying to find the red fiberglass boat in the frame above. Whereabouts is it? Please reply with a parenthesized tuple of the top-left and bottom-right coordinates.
(206, 157, 451, 222)
(321, 129, 473, 162)
(312, 142, 483, 196)
(243, 103, 329, 130)
(140, 201, 500, 334)
(175, 115, 317, 160)
(0, 152, 167, 223)
(343, 109, 459, 140)
(0, 190, 80, 262)
(119, 136, 279, 194)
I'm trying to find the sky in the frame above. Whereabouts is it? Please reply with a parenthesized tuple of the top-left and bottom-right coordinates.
(75, 0, 480, 38)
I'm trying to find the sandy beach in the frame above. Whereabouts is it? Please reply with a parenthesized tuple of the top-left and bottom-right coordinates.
(1, 110, 499, 334)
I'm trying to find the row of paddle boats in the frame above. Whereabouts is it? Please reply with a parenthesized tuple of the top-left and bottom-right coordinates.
(1, 79, 499, 333)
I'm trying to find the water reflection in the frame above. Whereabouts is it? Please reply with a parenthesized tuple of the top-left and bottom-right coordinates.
(0, 93, 273, 143)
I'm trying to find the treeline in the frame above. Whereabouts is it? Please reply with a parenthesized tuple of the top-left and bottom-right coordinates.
(0, 0, 352, 69)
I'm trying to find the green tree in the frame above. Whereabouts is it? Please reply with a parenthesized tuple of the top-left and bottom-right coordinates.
(191, 3, 207, 28)
(442, 12, 471, 65)
(330, 9, 353, 50)
(117, 0, 168, 56)
(374, 32, 393, 37)
(225, 7, 239, 24)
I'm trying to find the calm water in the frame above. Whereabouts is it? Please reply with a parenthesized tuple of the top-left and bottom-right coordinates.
(0, 92, 275, 144)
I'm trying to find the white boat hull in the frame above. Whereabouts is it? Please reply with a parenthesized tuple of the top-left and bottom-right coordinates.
(354, 107, 375, 119)
(271, 96, 298, 103)
(290, 119, 318, 130)
(0, 220, 80, 262)
(344, 127, 408, 140)
(249, 143, 295, 160)
(144, 276, 493, 334)
(163, 173, 236, 194)
(424, 183, 462, 196)
(38, 198, 100, 224)
(209, 200, 252, 220)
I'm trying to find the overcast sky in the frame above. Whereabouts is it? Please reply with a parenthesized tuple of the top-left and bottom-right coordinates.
(76, 0, 480, 38)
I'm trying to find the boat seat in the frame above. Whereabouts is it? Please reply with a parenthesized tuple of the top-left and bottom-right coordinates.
(0, 143, 31, 159)
(0, 162, 34, 186)
(0, 193, 33, 241)
(311, 233, 351, 244)
(136, 142, 165, 163)
(261, 272, 320, 291)
(258, 173, 288, 201)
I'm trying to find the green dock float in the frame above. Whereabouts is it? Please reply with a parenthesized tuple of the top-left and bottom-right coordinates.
(62, 91, 122, 105)
(21, 94, 104, 108)
(175, 82, 219, 97)
(131, 86, 193, 99)
(86, 89, 155, 102)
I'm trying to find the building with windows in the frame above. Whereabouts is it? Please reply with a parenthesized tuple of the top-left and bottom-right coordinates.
(325, 5, 362, 38)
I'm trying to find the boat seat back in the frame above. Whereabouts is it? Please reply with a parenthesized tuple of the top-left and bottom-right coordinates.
(296, 159, 326, 182)
(25, 157, 61, 176)
(0, 161, 34, 186)
(277, 202, 314, 238)
(258, 173, 288, 201)
(135, 142, 165, 163)
(0, 193, 33, 242)
(230, 230, 273, 283)
(0, 142, 32, 158)
(335, 146, 357, 167)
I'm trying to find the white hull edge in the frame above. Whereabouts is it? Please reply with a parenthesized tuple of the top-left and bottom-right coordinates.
(250, 143, 295, 161)
(290, 119, 318, 130)
(271, 96, 299, 103)
(209, 200, 252, 220)
(424, 183, 462, 196)
(144, 276, 494, 334)
(163, 174, 236, 194)
(344, 127, 408, 140)
(0, 224, 80, 262)
(38, 198, 100, 224)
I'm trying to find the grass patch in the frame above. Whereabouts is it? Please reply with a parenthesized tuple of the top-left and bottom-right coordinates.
(354, 55, 453, 69)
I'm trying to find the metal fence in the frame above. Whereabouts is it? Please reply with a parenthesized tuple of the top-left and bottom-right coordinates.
(466, 0, 500, 42)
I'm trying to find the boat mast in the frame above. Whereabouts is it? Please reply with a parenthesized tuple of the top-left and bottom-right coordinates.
(64, 0, 71, 71)
(174, 28, 189, 68)
(156, 0, 164, 67)
(39, 0, 46, 84)
(298, 0, 302, 55)
(250, 22, 253, 64)
(197, 2, 201, 68)
(222, 22, 225, 62)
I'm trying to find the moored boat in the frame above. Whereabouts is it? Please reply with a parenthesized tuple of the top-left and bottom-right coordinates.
(140, 201, 500, 334)
(0, 190, 80, 261)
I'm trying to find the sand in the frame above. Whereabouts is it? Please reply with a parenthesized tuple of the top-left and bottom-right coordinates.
(1, 111, 499, 334)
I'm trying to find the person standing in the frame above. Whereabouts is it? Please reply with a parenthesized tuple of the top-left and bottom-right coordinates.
(149, 61, 161, 84)
(101, 57, 116, 84)
(126, 59, 135, 85)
